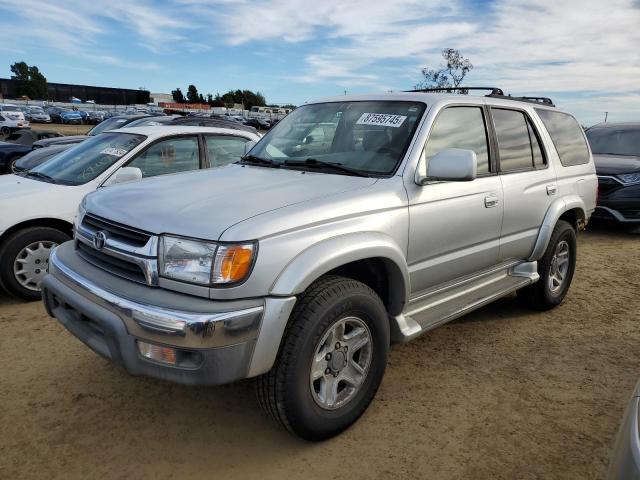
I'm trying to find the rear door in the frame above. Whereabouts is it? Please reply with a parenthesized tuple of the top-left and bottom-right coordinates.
(406, 105, 504, 293)
(489, 106, 557, 261)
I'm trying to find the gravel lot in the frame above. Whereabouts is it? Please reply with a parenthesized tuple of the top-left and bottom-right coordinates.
(1, 224, 638, 480)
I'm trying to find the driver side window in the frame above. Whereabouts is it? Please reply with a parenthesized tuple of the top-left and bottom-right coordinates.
(423, 106, 490, 174)
(128, 136, 200, 178)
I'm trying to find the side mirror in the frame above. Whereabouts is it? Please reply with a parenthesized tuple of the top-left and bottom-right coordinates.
(244, 140, 257, 155)
(113, 166, 143, 185)
(417, 148, 477, 184)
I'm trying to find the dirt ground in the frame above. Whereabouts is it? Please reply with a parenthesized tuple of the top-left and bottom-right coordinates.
(29, 123, 92, 136)
(0, 224, 638, 480)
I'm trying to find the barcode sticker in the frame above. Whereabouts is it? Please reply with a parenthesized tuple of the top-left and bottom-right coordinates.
(356, 113, 407, 128)
(100, 147, 128, 157)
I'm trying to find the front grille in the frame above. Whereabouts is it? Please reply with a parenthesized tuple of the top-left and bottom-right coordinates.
(618, 208, 640, 219)
(82, 214, 151, 248)
(76, 241, 147, 284)
(597, 177, 622, 197)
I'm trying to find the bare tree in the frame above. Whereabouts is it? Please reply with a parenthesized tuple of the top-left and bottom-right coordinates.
(415, 48, 473, 90)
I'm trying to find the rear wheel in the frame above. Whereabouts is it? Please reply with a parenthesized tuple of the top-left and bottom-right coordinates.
(0, 227, 70, 300)
(517, 220, 576, 311)
(256, 275, 389, 441)
(0, 126, 10, 135)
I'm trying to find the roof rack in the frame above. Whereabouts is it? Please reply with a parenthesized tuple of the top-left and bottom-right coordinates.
(406, 86, 504, 95)
(405, 86, 555, 107)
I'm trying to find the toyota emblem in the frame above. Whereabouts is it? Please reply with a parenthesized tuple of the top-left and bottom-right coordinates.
(93, 231, 107, 250)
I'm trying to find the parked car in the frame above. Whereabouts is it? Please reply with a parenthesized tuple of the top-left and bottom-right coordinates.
(0, 130, 64, 173)
(0, 114, 29, 135)
(608, 378, 640, 478)
(11, 144, 73, 173)
(2, 128, 61, 146)
(25, 106, 51, 123)
(585, 122, 640, 227)
(32, 115, 153, 149)
(46, 107, 65, 123)
(87, 111, 106, 124)
(40, 90, 597, 440)
(0, 125, 260, 299)
(0, 103, 26, 122)
(244, 117, 271, 130)
(60, 111, 83, 124)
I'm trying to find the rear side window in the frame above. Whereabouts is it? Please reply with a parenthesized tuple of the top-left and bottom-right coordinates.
(424, 106, 490, 174)
(204, 135, 249, 168)
(492, 108, 545, 172)
(535, 109, 589, 166)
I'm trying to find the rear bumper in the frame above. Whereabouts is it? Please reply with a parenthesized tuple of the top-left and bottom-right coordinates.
(596, 180, 640, 223)
(43, 244, 296, 385)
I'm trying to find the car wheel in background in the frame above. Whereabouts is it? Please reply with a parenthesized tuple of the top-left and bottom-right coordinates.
(7, 156, 21, 174)
(256, 275, 389, 441)
(517, 220, 577, 311)
(0, 126, 9, 135)
(0, 227, 70, 300)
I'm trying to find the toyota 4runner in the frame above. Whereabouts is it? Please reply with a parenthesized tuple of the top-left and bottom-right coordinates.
(42, 88, 597, 440)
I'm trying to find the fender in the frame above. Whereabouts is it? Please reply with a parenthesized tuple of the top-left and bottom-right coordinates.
(270, 231, 410, 313)
(528, 195, 586, 261)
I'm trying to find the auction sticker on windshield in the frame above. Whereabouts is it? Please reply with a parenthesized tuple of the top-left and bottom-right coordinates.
(356, 113, 407, 128)
(100, 147, 128, 157)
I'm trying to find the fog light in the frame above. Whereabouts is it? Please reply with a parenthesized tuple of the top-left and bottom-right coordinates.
(137, 341, 177, 365)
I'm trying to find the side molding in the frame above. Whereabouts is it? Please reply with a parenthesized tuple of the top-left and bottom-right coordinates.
(270, 232, 410, 313)
(528, 195, 586, 261)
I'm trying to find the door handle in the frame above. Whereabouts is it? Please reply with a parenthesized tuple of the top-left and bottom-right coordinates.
(546, 184, 557, 196)
(484, 195, 499, 208)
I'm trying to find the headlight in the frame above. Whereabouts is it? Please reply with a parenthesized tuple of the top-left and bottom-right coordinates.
(159, 235, 256, 286)
(74, 198, 87, 236)
(618, 172, 640, 185)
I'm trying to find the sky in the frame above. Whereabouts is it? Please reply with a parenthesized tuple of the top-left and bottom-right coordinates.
(1, 0, 639, 125)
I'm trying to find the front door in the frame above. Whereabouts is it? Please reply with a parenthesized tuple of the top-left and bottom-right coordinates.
(406, 105, 504, 295)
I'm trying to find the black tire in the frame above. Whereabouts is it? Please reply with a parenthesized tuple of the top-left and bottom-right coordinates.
(6, 155, 21, 174)
(256, 275, 390, 441)
(0, 126, 9, 135)
(517, 220, 577, 311)
(0, 227, 70, 301)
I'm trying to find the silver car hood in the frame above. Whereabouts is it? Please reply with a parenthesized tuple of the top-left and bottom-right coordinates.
(85, 164, 377, 240)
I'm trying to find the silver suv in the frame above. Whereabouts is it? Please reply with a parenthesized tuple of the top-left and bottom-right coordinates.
(42, 89, 597, 440)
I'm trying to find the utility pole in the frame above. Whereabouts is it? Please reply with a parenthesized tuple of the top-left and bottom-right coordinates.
(604, 111, 608, 123)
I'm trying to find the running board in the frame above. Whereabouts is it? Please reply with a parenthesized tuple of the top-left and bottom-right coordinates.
(391, 261, 539, 343)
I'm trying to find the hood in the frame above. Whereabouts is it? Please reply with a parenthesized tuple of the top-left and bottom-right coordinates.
(0, 174, 64, 201)
(85, 164, 377, 240)
(594, 154, 640, 175)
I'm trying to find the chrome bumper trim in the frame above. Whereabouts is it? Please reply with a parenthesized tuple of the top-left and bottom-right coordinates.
(48, 248, 264, 349)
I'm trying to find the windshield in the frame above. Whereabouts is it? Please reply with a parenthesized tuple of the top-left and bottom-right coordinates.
(28, 107, 44, 113)
(2, 105, 19, 112)
(249, 101, 425, 176)
(28, 132, 145, 185)
(586, 127, 640, 157)
(88, 117, 135, 136)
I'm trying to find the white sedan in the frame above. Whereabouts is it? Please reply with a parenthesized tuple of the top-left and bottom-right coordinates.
(0, 125, 259, 300)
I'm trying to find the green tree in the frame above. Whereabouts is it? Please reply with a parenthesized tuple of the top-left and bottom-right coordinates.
(415, 48, 473, 89)
(171, 87, 185, 103)
(10, 61, 47, 99)
(186, 84, 199, 103)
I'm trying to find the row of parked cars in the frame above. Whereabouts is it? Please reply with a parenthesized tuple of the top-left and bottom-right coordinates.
(0, 90, 639, 466)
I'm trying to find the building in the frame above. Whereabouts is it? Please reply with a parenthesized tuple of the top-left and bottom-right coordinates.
(0, 78, 150, 105)
(150, 93, 173, 105)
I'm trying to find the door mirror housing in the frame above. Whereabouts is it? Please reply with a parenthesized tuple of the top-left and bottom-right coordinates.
(112, 166, 143, 185)
(417, 148, 477, 184)
(244, 140, 257, 155)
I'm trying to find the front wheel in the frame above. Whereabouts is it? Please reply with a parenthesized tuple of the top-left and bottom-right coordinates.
(0, 227, 70, 300)
(256, 275, 390, 441)
(517, 220, 577, 311)
(0, 126, 10, 135)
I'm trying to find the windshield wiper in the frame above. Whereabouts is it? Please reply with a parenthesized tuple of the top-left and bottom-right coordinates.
(238, 154, 281, 168)
(25, 171, 58, 183)
(284, 158, 370, 177)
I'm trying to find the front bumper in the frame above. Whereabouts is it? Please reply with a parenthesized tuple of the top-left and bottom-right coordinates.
(609, 381, 640, 479)
(595, 178, 640, 223)
(42, 243, 295, 385)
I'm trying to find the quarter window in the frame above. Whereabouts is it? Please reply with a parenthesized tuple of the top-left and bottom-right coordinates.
(535, 109, 589, 166)
(424, 106, 490, 174)
(128, 136, 200, 178)
(492, 108, 545, 172)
